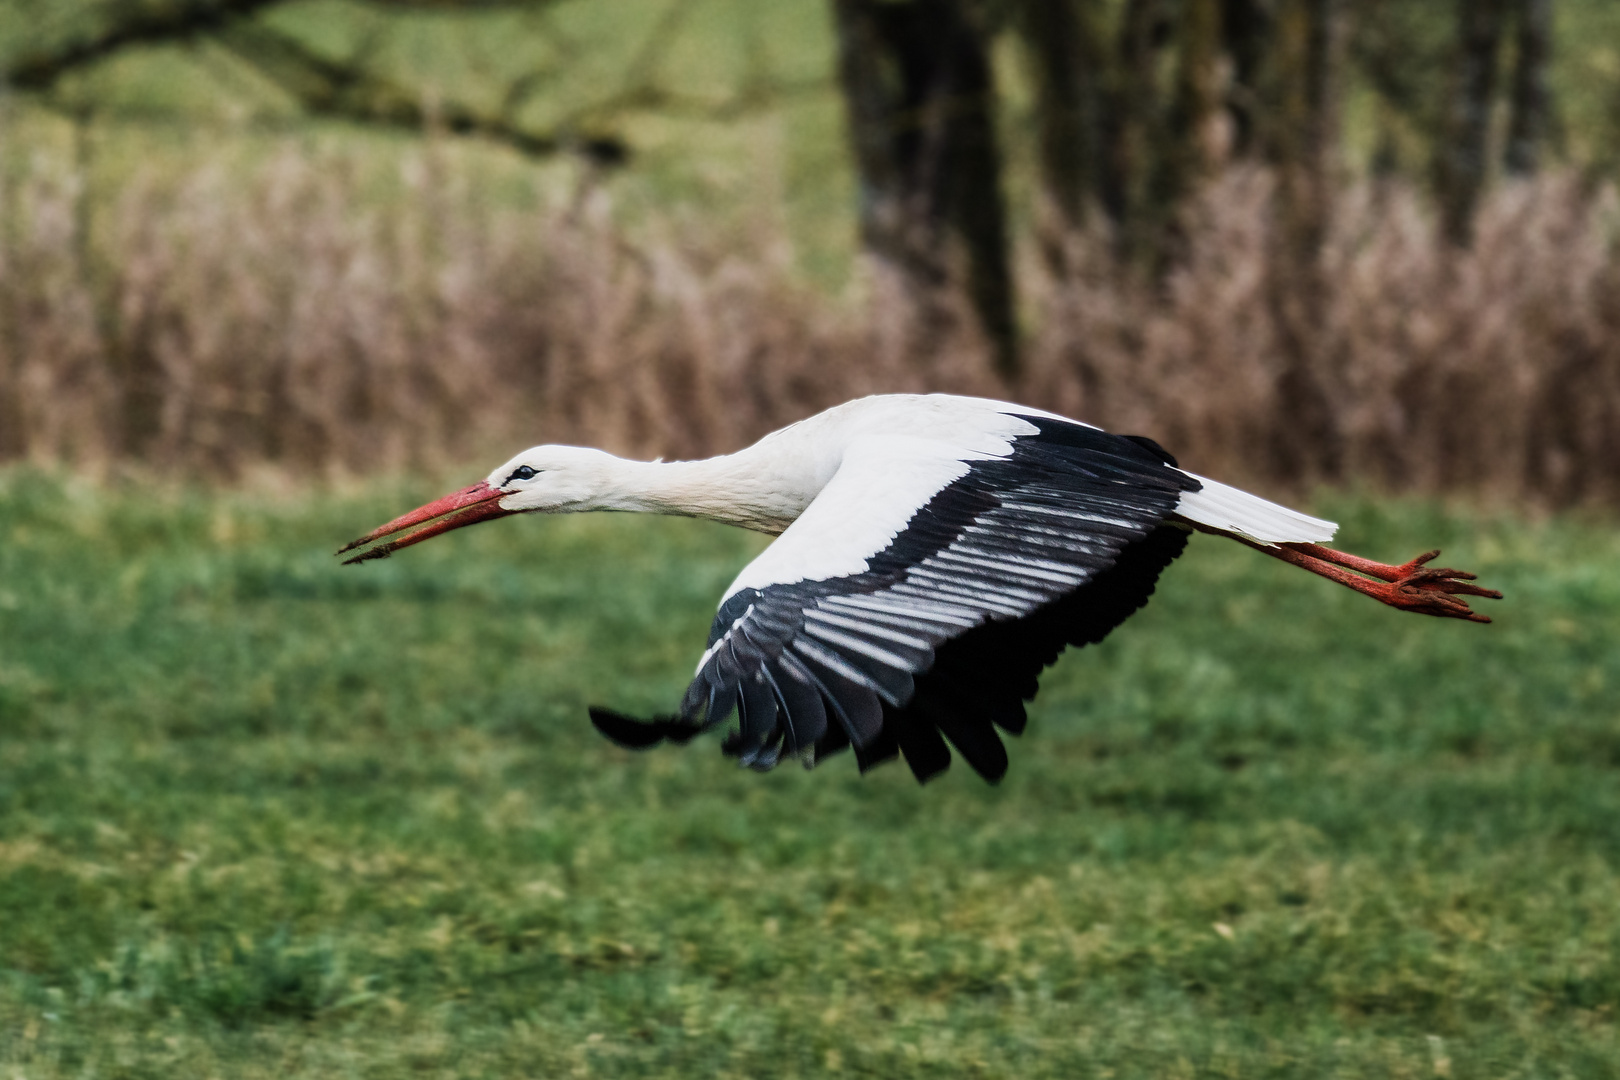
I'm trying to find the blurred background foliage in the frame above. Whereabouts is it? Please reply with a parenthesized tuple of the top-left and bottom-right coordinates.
(1, 1, 1618, 502)
(4, 1, 1617, 256)
(4, 2, 1618, 251)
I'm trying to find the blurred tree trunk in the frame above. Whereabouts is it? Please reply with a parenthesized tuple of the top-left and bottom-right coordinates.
(1163, 0, 1226, 213)
(1105, 0, 1167, 265)
(1439, 0, 1507, 245)
(1504, 0, 1552, 176)
(1222, 0, 1271, 159)
(1269, 0, 1343, 257)
(1018, 0, 1244, 272)
(831, 0, 1018, 380)
(1015, 0, 1106, 246)
(1267, 0, 1347, 483)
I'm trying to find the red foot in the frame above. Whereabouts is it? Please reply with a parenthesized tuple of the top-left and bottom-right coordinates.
(1355, 549, 1502, 623)
(1269, 544, 1502, 624)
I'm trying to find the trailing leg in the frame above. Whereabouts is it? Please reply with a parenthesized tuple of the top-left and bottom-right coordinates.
(1228, 539, 1502, 623)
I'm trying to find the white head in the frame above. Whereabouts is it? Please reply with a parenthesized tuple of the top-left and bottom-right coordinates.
(482, 445, 630, 514)
(338, 444, 634, 563)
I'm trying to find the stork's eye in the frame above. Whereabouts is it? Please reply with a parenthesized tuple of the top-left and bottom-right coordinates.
(508, 465, 538, 483)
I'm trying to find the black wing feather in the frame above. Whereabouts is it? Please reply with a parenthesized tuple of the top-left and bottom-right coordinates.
(592, 418, 1198, 783)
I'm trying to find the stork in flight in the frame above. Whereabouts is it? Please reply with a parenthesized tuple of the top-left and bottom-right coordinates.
(339, 394, 1499, 784)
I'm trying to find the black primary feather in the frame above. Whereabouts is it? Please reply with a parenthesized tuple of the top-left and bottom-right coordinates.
(588, 707, 704, 749)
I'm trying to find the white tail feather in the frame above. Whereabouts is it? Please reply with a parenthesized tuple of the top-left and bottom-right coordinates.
(1173, 473, 1337, 546)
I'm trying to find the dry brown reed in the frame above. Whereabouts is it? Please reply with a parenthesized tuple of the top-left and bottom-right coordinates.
(2, 147, 1617, 508)
(1025, 167, 1620, 505)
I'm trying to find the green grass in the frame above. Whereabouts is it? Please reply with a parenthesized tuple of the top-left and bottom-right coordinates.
(1, 469, 1618, 1077)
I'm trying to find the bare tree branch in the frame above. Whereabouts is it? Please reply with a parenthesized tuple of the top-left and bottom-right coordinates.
(2, 0, 627, 164)
(2, 0, 811, 168)
(213, 19, 626, 163)
(563, 77, 831, 128)
(348, 0, 561, 10)
(3, 0, 281, 91)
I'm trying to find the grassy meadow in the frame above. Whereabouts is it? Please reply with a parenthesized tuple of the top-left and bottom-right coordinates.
(1, 469, 1618, 1076)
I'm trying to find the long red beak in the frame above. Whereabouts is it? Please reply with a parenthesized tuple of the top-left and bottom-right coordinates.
(337, 481, 515, 564)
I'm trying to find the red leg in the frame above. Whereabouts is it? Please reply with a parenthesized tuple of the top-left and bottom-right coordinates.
(1248, 541, 1502, 623)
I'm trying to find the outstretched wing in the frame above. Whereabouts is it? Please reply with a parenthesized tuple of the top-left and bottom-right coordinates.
(591, 417, 1199, 783)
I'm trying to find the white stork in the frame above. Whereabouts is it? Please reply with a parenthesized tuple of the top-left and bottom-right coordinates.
(339, 394, 1499, 784)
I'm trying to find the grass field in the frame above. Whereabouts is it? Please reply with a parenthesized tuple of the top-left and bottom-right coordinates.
(1, 469, 1618, 1077)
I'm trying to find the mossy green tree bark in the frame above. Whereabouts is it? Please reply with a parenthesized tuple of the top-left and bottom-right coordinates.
(1014, 0, 1107, 254)
(831, 0, 1019, 381)
(1439, 0, 1508, 245)
(1505, 0, 1553, 176)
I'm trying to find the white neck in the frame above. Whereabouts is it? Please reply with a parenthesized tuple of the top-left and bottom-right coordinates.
(590, 448, 828, 535)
